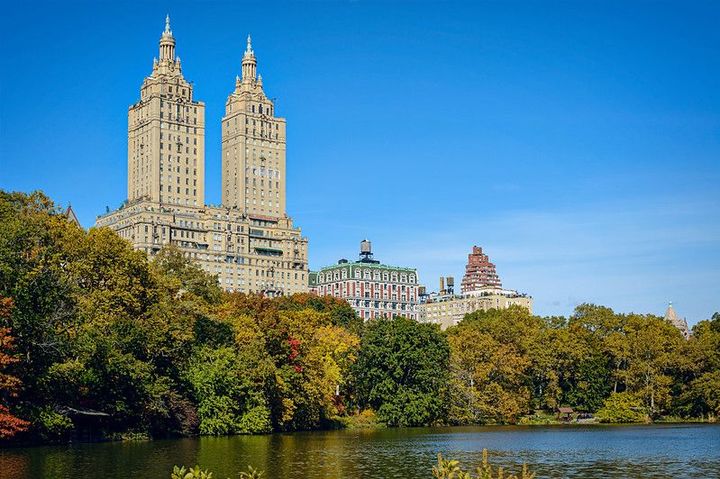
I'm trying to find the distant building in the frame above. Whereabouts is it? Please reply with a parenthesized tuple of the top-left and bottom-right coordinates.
(309, 240, 420, 320)
(664, 302, 690, 339)
(95, 18, 308, 294)
(461, 246, 501, 293)
(418, 245, 532, 329)
(64, 204, 80, 226)
(417, 287, 532, 330)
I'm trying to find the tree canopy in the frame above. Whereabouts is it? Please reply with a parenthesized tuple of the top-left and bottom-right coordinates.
(0, 190, 718, 444)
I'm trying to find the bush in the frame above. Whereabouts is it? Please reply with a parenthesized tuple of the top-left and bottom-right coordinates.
(595, 392, 647, 423)
(171, 465, 263, 479)
(341, 409, 381, 429)
(37, 408, 73, 441)
(433, 449, 535, 479)
(171, 450, 535, 479)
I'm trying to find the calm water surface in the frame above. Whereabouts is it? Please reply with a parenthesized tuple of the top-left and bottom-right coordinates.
(1, 424, 719, 478)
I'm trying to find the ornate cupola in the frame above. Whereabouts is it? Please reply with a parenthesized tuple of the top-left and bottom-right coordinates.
(159, 15, 176, 63)
(241, 35, 257, 82)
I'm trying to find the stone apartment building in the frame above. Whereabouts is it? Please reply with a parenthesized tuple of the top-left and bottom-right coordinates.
(96, 17, 308, 294)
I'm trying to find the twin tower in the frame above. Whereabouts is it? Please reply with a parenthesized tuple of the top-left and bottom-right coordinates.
(127, 15, 286, 218)
(100, 17, 308, 296)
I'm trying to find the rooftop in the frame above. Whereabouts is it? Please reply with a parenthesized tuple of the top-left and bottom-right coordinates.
(316, 261, 416, 273)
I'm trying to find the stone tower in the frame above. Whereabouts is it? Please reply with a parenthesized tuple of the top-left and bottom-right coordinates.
(97, 19, 309, 296)
(127, 15, 206, 207)
(461, 246, 502, 293)
(664, 302, 690, 339)
(221, 36, 287, 217)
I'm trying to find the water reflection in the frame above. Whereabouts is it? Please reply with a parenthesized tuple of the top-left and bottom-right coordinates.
(1, 424, 718, 478)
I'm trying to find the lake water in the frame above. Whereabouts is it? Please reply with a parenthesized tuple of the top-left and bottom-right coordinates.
(1, 424, 719, 478)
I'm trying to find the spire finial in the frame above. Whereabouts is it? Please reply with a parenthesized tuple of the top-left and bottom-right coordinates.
(246, 34, 253, 54)
(165, 14, 171, 34)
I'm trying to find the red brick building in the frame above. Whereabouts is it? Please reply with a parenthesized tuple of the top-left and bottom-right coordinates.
(460, 246, 502, 293)
(309, 240, 419, 321)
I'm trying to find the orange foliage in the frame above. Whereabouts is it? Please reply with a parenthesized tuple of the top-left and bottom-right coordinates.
(0, 297, 29, 439)
(0, 405, 29, 439)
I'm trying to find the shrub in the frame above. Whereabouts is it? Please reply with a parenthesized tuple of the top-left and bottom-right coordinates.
(595, 392, 647, 423)
(171, 465, 263, 479)
(432, 449, 535, 479)
(37, 408, 73, 441)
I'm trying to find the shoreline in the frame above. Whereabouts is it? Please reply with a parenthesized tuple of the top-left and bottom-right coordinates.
(3, 418, 717, 450)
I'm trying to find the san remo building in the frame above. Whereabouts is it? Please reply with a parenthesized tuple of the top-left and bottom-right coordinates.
(96, 17, 309, 295)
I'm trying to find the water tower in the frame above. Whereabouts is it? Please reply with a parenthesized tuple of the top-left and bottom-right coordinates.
(446, 276, 455, 295)
(358, 239, 379, 263)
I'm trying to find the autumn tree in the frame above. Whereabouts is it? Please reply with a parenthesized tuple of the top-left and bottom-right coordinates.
(622, 314, 684, 414)
(208, 295, 361, 433)
(446, 306, 540, 424)
(0, 297, 29, 439)
(677, 313, 720, 419)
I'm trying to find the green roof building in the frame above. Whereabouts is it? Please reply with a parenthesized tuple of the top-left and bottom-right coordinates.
(310, 240, 420, 321)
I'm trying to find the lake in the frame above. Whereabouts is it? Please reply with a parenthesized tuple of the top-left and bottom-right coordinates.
(1, 424, 719, 478)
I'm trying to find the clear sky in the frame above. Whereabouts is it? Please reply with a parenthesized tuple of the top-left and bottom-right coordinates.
(1, 1, 718, 325)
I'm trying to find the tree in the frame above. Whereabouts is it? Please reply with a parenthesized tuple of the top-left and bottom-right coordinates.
(214, 296, 360, 432)
(595, 392, 646, 423)
(446, 307, 539, 424)
(570, 304, 628, 395)
(569, 304, 684, 415)
(622, 314, 683, 415)
(185, 345, 271, 435)
(352, 316, 449, 427)
(0, 297, 29, 439)
(274, 292, 363, 334)
(151, 245, 223, 305)
(677, 313, 720, 419)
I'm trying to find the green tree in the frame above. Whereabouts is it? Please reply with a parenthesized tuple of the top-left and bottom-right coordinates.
(352, 316, 449, 427)
(595, 392, 647, 423)
(677, 313, 720, 419)
(622, 314, 683, 415)
(185, 345, 271, 435)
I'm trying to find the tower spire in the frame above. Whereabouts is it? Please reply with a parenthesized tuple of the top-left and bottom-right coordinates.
(241, 33, 257, 82)
(158, 14, 176, 63)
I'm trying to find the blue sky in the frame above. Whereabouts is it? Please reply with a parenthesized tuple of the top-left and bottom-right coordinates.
(1, 1, 718, 324)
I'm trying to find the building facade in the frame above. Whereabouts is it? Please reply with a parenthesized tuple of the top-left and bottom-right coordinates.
(309, 241, 420, 320)
(461, 245, 501, 293)
(418, 245, 532, 329)
(96, 18, 308, 294)
(128, 16, 206, 207)
(221, 36, 287, 217)
(417, 289, 533, 330)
